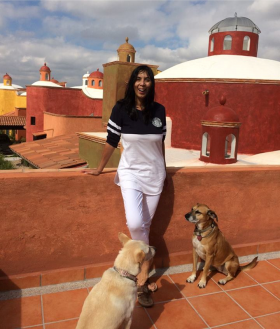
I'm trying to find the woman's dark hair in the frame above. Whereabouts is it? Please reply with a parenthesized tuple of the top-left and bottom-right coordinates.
(118, 65, 155, 123)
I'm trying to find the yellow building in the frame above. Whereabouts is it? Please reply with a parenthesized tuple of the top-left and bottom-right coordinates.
(0, 73, 26, 116)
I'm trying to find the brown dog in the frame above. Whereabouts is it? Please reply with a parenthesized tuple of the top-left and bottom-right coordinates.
(185, 204, 257, 288)
(76, 233, 156, 329)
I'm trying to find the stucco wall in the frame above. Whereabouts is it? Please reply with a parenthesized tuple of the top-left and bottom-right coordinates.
(43, 112, 106, 138)
(0, 89, 26, 115)
(0, 166, 280, 277)
(26, 86, 103, 142)
(155, 80, 280, 154)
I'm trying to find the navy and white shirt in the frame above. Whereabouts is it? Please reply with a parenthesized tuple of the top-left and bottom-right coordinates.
(106, 102, 166, 195)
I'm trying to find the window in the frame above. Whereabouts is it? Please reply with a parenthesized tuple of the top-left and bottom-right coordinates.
(210, 37, 214, 52)
(201, 132, 210, 157)
(225, 134, 236, 159)
(31, 117, 36, 125)
(45, 73, 49, 80)
(98, 80, 102, 87)
(243, 36, 250, 51)
(33, 133, 46, 141)
(223, 35, 232, 50)
(91, 80, 95, 86)
(85, 80, 88, 86)
(127, 54, 131, 62)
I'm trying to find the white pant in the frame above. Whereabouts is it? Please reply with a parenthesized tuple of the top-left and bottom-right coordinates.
(121, 188, 161, 244)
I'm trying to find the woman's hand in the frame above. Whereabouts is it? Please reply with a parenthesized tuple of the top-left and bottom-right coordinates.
(81, 169, 101, 176)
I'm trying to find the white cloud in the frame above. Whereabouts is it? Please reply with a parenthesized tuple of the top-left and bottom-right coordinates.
(0, 34, 115, 87)
(1, 0, 280, 87)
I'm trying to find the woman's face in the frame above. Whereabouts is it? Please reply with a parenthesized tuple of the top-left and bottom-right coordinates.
(134, 71, 152, 103)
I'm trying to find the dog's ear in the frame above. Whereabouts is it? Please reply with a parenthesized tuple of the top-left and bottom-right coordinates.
(207, 210, 218, 221)
(118, 232, 130, 246)
(135, 249, 146, 264)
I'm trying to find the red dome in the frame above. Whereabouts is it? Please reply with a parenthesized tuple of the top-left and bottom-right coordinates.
(50, 77, 59, 84)
(89, 69, 103, 79)
(203, 96, 240, 123)
(40, 63, 51, 72)
(3, 73, 11, 79)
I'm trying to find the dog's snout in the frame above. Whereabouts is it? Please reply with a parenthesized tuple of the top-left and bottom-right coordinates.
(185, 212, 191, 221)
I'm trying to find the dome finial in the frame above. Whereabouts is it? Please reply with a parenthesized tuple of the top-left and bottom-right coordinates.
(125, 37, 129, 43)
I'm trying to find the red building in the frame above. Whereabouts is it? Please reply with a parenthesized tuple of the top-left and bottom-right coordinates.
(155, 14, 280, 155)
(25, 65, 103, 142)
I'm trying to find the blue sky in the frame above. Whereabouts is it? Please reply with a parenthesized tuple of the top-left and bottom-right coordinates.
(0, 0, 279, 87)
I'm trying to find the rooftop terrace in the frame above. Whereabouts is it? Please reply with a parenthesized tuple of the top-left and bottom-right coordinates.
(1, 148, 280, 328)
(0, 253, 279, 328)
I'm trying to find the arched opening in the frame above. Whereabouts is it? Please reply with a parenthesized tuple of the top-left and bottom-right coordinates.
(98, 80, 102, 87)
(243, 36, 250, 51)
(225, 134, 236, 159)
(91, 80, 95, 86)
(210, 37, 214, 52)
(45, 73, 49, 80)
(202, 132, 210, 157)
(127, 54, 131, 62)
(85, 79, 88, 86)
(223, 35, 232, 50)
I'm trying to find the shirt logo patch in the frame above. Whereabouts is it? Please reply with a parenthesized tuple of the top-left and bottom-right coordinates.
(152, 117, 162, 127)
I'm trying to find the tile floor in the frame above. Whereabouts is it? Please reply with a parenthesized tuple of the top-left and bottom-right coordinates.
(0, 258, 280, 329)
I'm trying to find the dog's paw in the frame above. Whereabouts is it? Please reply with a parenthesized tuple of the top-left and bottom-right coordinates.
(218, 279, 227, 285)
(186, 274, 196, 283)
(198, 280, 206, 288)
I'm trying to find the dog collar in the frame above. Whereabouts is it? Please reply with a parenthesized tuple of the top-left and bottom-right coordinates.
(194, 222, 216, 241)
(113, 266, 138, 284)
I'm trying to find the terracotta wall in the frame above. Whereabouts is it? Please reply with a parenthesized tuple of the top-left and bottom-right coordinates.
(0, 166, 280, 277)
(155, 80, 280, 154)
(43, 112, 106, 138)
(26, 86, 103, 142)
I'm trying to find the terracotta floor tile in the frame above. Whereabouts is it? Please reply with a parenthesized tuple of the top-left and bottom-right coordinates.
(255, 312, 280, 329)
(0, 273, 41, 292)
(169, 271, 223, 297)
(228, 285, 280, 317)
(267, 258, 280, 270)
(262, 281, 280, 299)
(43, 289, 88, 323)
(148, 275, 184, 303)
(147, 299, 206, 329)
(45, 318, 78, 328)
(189, 292, 249, 327)
(211, 271, 258, 290)
(245, 260, 280, 283)
(216, 319, 262, 328)
(0, 295, 42, 329)
(131, 306, 154, 329)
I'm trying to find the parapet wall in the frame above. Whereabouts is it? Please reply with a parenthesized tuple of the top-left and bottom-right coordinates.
(0, 166, 280, 289)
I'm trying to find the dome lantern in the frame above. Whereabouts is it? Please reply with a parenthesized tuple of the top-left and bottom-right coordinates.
(208, 14, 261, 57)
(88, 69, 104, 89)
(39, 63, 51, 81)
(117, 37, 136, 63)
(3, 73, 12, 86)
(200, 96, 242, 164)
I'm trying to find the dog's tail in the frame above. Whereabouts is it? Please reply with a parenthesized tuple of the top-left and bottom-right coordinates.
(239, 256, 258, 272)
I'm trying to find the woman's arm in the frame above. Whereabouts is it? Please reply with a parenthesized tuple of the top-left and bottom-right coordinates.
(81, 143, 116, 176)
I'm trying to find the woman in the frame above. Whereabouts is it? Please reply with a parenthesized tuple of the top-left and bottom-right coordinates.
(83, 65, 167, 307)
